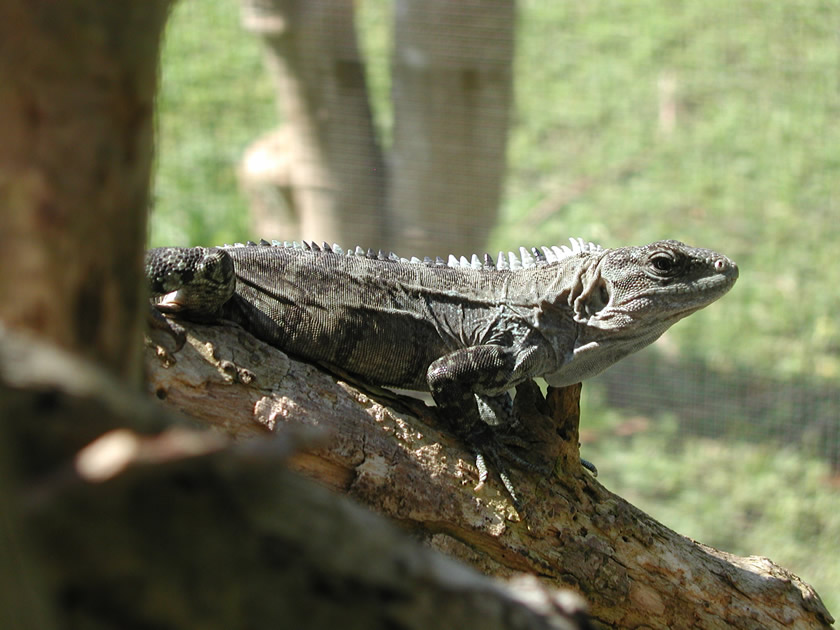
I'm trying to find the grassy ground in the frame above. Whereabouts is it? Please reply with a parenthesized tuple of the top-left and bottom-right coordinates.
(153, 0, 839, 614)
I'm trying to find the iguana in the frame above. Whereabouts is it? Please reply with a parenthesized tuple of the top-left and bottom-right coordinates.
(146, 238, 738, 501)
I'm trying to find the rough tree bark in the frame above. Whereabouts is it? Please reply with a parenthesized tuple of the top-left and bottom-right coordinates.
(145, 320, 834, 630)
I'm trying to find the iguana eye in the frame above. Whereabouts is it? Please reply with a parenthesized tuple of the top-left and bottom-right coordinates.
(650, 255, 675, 273)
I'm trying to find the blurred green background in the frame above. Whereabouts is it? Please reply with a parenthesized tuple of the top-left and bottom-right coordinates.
(151, 0, 840, 612)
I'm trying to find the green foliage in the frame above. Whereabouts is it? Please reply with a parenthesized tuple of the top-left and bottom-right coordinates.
(151, 0, 275, 247)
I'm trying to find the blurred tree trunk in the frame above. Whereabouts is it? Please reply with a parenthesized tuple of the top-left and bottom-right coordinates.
(0, 2, 171, 626)
(239, 0, 515, 258)
(240, 0, 387, 249)
(0, 1, 171, 383)
(389, 0, 515, 257)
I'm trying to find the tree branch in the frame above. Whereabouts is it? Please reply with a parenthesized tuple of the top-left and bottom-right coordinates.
(2, 323, 589, 630)
(146, 319, 834, 629)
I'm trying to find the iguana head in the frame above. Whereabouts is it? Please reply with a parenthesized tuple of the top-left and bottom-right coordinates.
(587, 239, 739, 330)
(544, 239, 738, 386)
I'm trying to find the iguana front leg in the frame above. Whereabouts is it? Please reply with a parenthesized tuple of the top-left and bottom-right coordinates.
(426, 344, 548, 502)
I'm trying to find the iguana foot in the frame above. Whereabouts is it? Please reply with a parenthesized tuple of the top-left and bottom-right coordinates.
(437, 392, 552, 504)
(475, 451, 521, 507)
(146, 304, 187, 354)
(468, 423, 553, 506)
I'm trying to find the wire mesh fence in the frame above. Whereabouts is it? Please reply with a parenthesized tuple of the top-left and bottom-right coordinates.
(154, 0, 840, 607)
(592, 352, 840, 472)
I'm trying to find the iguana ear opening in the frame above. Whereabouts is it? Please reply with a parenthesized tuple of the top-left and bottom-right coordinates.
(577, 279, 611, 320)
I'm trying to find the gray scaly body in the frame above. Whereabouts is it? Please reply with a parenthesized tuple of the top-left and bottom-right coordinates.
(146, 238, 738, 499)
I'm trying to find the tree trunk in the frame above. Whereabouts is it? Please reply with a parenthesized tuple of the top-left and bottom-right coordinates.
(146, 319, 835, 630)
(240, 0, 387, 248)
(0, 2, 167, 626)
(389, 0, 515, 257)
(0, 0, 171, 382)
(238, 0, 515, 258)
